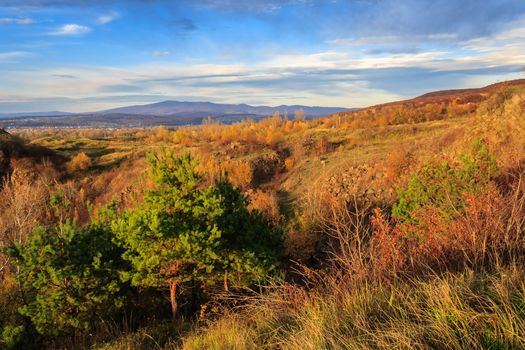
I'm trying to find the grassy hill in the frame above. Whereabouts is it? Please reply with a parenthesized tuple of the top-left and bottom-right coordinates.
(1, 79, 525, 349)
(328, 79, 525, 128)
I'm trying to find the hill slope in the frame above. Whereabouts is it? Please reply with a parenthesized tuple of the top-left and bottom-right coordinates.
(328, 79, 525, 127)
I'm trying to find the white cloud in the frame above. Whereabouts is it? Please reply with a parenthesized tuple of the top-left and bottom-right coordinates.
(49, 24, 91, 36)
(153, 51, 171, 57)
(3, 14, 525, 113)
(0, 18, 33, 25)
(328, 33, 458, 46)
(0, 51, 32, 61)
(461, 17, 525, 52)
(96, 11, 120, 25)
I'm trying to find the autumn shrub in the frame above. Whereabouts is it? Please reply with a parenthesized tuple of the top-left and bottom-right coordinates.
(247, 189, 281, 223)
(0, 171, 51, 278)
(316, 136, 332, 155)
(383, 146, 412, 186)
(263, 129, 284, 146)
(34, 158, 61, 183)
(392, 141, 497, 222)
(290, 140, 305, 163)
(150, 126, 170, 142)
(198, 158, 253, 189)
(67, 152, 92, 172)
(369, 179, 525, 281)
(226, 160, 253, 190)
(251, 153, 283, 186)
(292, 182, 372, 268)
(8, 158, 38, 186)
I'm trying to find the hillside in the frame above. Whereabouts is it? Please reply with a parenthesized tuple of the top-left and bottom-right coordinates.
(415, 79, 525, 99)
(328, 79, 525, 128)
(1, 79, 525, 349)
(7, 79, 524, 130)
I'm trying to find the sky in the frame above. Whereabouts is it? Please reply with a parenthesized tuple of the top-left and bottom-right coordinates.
(1, 0, 525, 113)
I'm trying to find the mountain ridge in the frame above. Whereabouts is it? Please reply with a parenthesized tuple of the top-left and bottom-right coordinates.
(0, 100, 351, 128)
(96, 100, 350, 118)
(0, 111, 72, 119)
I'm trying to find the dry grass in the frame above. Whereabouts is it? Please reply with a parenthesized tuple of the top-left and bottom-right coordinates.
(179, 265, 525, 350)
(177, 163, 525, 350)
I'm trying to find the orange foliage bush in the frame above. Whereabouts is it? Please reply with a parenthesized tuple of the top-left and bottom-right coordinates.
(67, 152, 92, 172)
(368, 182, 525, 281)
(284, 158, 294, 171)
(226, 160, 253, 190)
(198, 158, 253, 190)
(247, 189, 281, 223)
(383, 147, 412, 185)
(316, 136, 332, 155)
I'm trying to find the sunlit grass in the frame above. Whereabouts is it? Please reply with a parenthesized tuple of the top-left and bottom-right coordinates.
(180, 266, 525, 350)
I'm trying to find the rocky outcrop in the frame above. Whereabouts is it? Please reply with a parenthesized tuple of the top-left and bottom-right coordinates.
(326, 164, 396, 205)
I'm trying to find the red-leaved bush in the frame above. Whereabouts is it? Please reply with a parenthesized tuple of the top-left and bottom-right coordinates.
(368, 181, 525, 282)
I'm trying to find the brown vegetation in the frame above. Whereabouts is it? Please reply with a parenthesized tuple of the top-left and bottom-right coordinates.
(1, 80, 525, 349)
(67, 152, 92, 172)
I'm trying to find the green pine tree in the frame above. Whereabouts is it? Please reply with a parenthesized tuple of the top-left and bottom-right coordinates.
(112, 151, 282, 319)
(9, 221, 127, 335)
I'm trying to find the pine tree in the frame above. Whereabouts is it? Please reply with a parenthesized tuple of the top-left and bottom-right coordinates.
(112, 151, 282, 319)
(9, 222, 127, 335)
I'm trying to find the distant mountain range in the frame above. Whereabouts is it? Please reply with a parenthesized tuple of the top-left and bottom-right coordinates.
(0, 111, 72, 118)
(0, 100, 351, 128)
(98, 100, 349, 119)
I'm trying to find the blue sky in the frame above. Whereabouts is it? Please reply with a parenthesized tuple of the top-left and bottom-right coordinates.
(1, 0, 525, 113)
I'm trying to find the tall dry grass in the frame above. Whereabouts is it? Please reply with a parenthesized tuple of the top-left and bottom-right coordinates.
(180, 265, 525, 350)
(178, 152, 525, 350)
